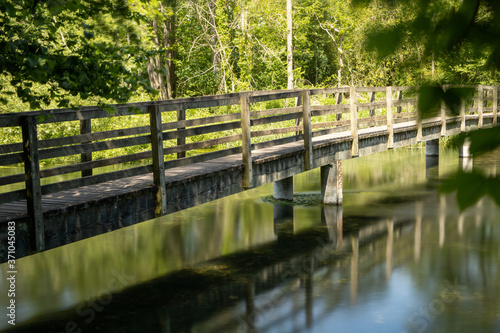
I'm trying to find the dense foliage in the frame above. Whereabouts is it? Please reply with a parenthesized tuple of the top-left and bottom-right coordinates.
(3, 0, 498, 112)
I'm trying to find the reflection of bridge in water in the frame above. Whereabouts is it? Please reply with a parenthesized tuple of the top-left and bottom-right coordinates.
(4, 181, 490, 333)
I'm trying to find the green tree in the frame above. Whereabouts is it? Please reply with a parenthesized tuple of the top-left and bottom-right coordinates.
(0, 0, 151, 110)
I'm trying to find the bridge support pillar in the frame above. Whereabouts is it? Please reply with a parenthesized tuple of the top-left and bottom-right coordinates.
(273, 176, 294, 201)
(459, 138, 471, 158)
(426, 139, 440, 157)
(459, 138, 473, 171)
(321, 160, 343, 205)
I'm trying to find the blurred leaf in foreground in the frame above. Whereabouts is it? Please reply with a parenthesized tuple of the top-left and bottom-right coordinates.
(440, 170, 500, 211)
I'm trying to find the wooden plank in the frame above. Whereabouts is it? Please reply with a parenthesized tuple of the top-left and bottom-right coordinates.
(387, 86, 394, 149)
(336, 92, 343, 121)
(369, 91, 376, 117)
(310, 87, 349, 95)
(250, 106, 301, 118)
(240, 94, 252, 189)
(493, 86, 498, 125)
(40, 165, 152, 195)
(34, 124, 151, 149)
(478, 85, 484, 128)
(163, 112, 241, 131)
(164, 134, 241, 155)
(417, 95, 422, 142)
(21, 116, 45, 251)
(252, 126, 302, 138)
(396, 90, 403, 113)
(312, 125, 351, 138)
(310, 104, 350, 112)
(44, 151, 150, 177)
(249, 90, 302, 103)
(360, 120, 388, 128)
(164, 121, 241, 141)
(391, 86, 414, 91)
(350, 86, 359, 157)
(0, 152, 23, 166)
(164, 146, 242, 169)
(80, 119, 92, 177)
(0, 189, 26, 205)
(393, 98, 417, 107)
(295, 94, 303, 136)
(0, 142, 22, 154)
(250, 112, 301, 127)
(302, 90, 313, 170)
(36, 134, 151, 161)
(311, 107, 349, 118)
(252, 134, 301, 151)
(359, 115, 386, 124)
(311, 119, 350, 129)
(460, 98, 466, 132)
(149, 105, 167, 216)
(356, 86, 387, 93)
(177, 107, 186, 159)
(441, 99, 446, 136)
(357, 101, 387, 111)
(394, 117, 417, 124)
(0, 173, 24, 186)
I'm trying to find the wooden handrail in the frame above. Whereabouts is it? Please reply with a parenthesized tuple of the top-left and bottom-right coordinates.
(0, 85, 497, 242)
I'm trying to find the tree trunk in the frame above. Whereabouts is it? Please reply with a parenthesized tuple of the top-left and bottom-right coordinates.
(161, 0, 177, 99)
(147, 16, 167, 100)
(338, 35, 343, 87)
(286, 0, 293, 90)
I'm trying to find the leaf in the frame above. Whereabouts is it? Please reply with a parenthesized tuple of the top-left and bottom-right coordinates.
(440, 171, 489, 211)
(365, 27, 404, 59)
(442, 87, 474, 116)
(418, 85, 443, 118)
(467, 127, 500, 157)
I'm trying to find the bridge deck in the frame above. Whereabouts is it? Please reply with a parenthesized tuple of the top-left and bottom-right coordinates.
(0, 121, 409, 223)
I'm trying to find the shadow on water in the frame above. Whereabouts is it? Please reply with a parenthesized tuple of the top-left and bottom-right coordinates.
(2, 200, 412, 333)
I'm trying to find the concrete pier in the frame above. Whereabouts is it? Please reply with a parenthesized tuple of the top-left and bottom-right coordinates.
(459, 138, 471, 158)
(320, 160, 343, 205)
(273, 176, 294, 201)
(426, 139, 440, 157)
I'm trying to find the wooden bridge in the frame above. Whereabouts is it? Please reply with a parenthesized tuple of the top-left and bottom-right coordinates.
(0, 85, 498, 254)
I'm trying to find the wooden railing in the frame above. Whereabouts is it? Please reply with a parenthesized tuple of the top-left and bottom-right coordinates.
(0, 85, 498, 249)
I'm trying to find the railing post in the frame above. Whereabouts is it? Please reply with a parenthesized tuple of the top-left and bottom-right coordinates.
(369, 91, 376, 117)
(336, 92, 343, 121)
(240, 93, 253, 189)
(417, 93, 423, 142)
(460, 96, 466, 132)
(295, 94, 303, 136)
(493, 86, 498, 125)
(440, 100, 446, 136)
(396, 90, 403, 113)
(21, 116, 45, 252)
(177, 107, 186, 159)
(80, 119, 92, 177)
(386, 86, 394, 149)
(478, 85, 483, 128)
(302, 90, 313, 170)
(149, 104, 167, 216)
(350, 86, 358, 157)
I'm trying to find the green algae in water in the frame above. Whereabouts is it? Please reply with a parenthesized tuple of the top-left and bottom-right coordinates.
(262, 193, 324, 206)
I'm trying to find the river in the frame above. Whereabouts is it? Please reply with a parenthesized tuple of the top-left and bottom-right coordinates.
(1, 146, 500, 332)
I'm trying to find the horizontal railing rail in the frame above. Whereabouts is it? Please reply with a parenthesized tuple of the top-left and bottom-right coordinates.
(0, 85, 497, 251)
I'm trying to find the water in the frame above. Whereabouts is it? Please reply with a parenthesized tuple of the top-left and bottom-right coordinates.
(1, 147, 500, 332)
